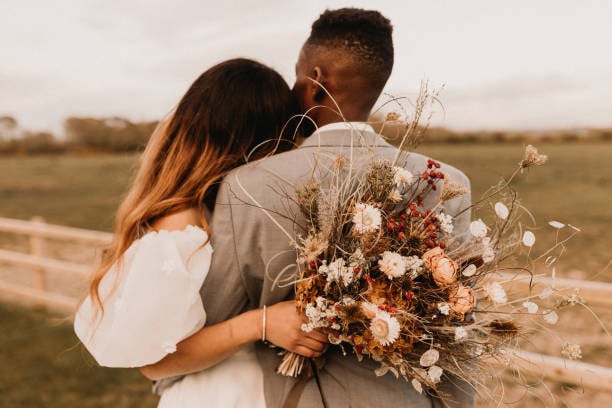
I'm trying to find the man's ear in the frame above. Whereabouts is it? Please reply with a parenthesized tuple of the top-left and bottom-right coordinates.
(311, 66, 327, 102)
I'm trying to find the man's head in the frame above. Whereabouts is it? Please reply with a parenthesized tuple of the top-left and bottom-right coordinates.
(294, 8, 394, 126)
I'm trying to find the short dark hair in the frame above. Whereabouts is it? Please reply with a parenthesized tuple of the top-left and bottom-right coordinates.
(306, 8, 394, 77)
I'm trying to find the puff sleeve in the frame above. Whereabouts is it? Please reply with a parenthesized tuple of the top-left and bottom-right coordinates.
(74, 226, 212, 367)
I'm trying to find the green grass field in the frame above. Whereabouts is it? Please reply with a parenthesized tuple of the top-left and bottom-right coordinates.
(1, 143, 610, 275)
(0, 302, 158, 407)
(0, 142, 610, 407)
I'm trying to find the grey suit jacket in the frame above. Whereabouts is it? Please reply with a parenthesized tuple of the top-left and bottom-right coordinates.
(201, 125, 475, 407)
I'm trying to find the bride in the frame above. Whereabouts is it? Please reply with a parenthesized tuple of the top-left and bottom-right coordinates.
(74, 58, 328, 407)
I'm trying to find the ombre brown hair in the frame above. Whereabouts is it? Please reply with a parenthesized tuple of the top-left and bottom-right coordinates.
(88, 58, 298, 315)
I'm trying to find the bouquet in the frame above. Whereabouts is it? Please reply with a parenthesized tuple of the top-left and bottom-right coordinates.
(275, 97, 585, 399)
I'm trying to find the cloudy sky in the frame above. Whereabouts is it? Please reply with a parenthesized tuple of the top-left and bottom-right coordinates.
(1, 0, 611, 133)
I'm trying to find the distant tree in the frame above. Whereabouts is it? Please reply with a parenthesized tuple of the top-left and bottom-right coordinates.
(20, 131, 62, 153)
(64, 116, 156, 151)
(0, 115, 19, 140)
(64, 117, 112, 149)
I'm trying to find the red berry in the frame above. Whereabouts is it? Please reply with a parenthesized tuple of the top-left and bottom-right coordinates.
(435, 162, 441, 168)
(439, 242, 446, 249)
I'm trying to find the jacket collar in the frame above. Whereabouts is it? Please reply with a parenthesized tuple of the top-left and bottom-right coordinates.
(299, 121, 392, 149)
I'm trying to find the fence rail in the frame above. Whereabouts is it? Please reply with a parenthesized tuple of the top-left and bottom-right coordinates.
(0, 216, 111, 310)
(0, 216, 610, 392)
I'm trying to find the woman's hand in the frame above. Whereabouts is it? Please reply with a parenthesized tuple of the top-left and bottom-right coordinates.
(264, 300, 328, 358)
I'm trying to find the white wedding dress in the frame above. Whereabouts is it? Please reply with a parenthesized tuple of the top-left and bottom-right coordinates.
(74, 226, 265, 407)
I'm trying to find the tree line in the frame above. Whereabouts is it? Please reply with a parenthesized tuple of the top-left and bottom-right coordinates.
(1, 114, 611, 155)
(0, 116, 158, 154)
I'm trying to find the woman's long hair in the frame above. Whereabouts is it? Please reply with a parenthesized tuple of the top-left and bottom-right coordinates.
(88, 58, 298, 316)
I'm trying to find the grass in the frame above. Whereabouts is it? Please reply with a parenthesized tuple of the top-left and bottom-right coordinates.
(0, 302, 158, 407)
(417, 142, 612, 278)
(0, 142, 610, 276)
(0, 153, 135, 231)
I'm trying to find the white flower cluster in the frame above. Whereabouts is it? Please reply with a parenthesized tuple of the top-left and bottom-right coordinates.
(405, 255, 424, 279)
(378, 252, 424, 280)
(319, 258, 354, 288)
(438, 212, 454, 234)
(302, 296, 339, 332)
(352, 203, 382, 234)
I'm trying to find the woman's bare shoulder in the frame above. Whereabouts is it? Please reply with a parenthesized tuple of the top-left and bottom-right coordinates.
(152, 208, 203, 231)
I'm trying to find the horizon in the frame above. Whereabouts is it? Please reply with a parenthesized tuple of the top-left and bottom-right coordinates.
(2, 0, 611, 133)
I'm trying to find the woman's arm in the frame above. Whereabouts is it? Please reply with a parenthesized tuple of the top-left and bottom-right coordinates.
(140, 209, 328, 380)
(140, 300, 327, 381)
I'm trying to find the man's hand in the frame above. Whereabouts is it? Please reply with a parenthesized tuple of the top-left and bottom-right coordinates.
(265, 300, 328, 358)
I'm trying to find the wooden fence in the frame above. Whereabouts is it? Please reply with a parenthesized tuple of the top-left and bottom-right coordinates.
(0, 216, 610, 392)
(0, 216, 111, 312)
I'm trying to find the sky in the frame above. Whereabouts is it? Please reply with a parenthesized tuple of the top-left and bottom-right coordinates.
(1, 0, 611, 133)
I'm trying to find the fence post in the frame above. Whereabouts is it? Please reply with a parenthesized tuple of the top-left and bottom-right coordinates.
(30, 216, 47, 307)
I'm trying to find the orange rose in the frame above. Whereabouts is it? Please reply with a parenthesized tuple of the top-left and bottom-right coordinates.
(422, 247, 458, 287)
(449, 285, 475, 314)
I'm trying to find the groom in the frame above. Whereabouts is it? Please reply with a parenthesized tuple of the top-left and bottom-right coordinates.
(203, 8, 475, 408)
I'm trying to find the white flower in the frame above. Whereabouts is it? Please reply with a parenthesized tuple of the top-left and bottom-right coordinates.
(388, 189, 403, 203)
(548, 220, 565, 229)
(539, 287, 553, 299)
(393, 167, 414, 186)
(454, 326, 468, 341)
(378, 251, 407, 279)
(322, 258, 354, 287)
(428, 365, 444, 383)
(470, 219, 488, 238)
(462, 264, 477, 277)
(561, 343, 582, 360)
(352, 203, 382, 234)
(405, 255, 424, 279)
(523, 301, 539, 314)
(302, 297, 337, 332)
(494, 202, 510, 219)
(522, 231, 536, 247)
(438, 212, 454, 234)
(484, 281, 507, 304)
(437, 303, 450, 316)
(369, 310, 401, 346)
(543, 310, 559, 325)
(419, 349, 440, 367)
(411, 378, 423, 394)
